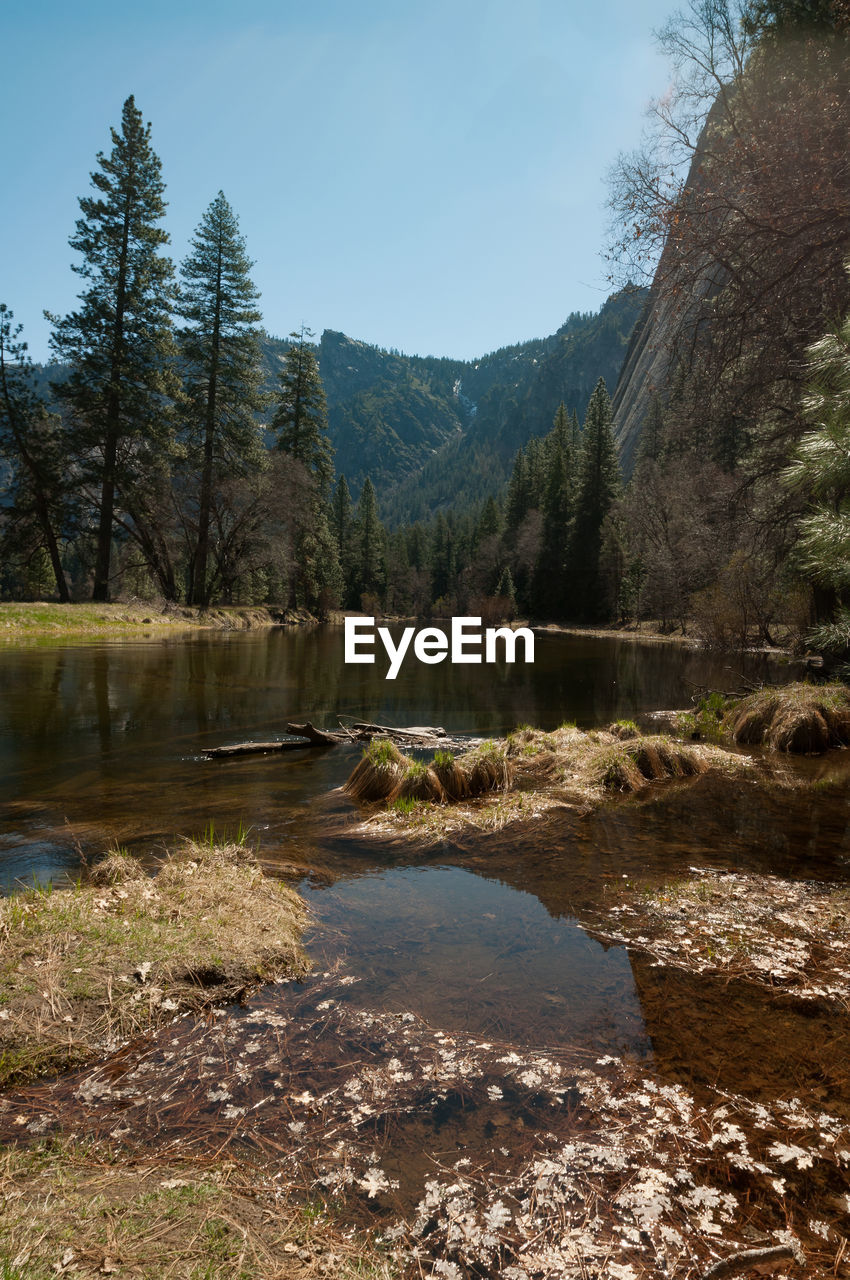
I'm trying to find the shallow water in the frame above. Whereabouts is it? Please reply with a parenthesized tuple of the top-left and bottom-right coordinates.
(0, 625, 800, 886)
(6, 627, 850, 1268)
(4, 624, 847, 1066)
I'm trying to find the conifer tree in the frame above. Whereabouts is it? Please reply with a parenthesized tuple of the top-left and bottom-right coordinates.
(272, 327, 334, 496)
(496, 566, 517, 618)
(50, 95, 175, 601)
(550, 402, 571, 461)
(178, 192, 265, 605)
(636, 394, 666, 469)
(273, 327, 340, 609)
(505, 449, 530, 533)
(354, 477, 384, 602)
(331, 474, 356, 605)
(785, 303, 850, 651)
(475, 494, 503, 545)
(570, 408, 581, 453)
(571, 377, 621, 618)
(532, 447, 573, 618)
(430, 511, 455, 603)
(0, 306, 69, 600)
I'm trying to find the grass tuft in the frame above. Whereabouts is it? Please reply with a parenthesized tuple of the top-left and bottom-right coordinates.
(0, 839, 307, 1089)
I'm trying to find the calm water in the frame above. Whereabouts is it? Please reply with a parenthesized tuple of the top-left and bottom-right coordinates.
(0, 625, 798, 881)
(3, 623, 845, 1069)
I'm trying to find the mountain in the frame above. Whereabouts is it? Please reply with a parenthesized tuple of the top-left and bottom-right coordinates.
(261, 287, 647, 524)
(376, 287, 647, 525)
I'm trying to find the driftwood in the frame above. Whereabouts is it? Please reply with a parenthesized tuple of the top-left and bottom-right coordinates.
(202, 739, 317, 758)
(286, 721, 345, 745)
(350, 721, 447, 740)
(700, 1242, 805, 1280)
(203, 720, 465, 759)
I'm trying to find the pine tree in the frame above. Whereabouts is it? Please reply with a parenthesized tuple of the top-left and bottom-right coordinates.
(570, 408, 581, 454)
(532, 447, 573, 618)
(430, 511, 455, 603)
(571, 377, 621, 618)
(272, 327, 334, 496)
(50, 95, 175, 601)
(636, 394, 666, 469)
(331, 474, 356, 605)
(178, 192, 265, 605)
(550, 402, 571, 461)
(496, 566, 517, 618)
(475, 494, 502, 545)
(274, 327, 340, 610)
(0, 305, 69, 600)
(354, 476, 384, 603)
(505, 448, 530, 533)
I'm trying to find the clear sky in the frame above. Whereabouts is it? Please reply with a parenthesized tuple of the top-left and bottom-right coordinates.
(3, 0, 675, 363)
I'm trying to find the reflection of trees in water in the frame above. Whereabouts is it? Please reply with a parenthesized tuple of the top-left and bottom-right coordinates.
(0, 630, 817, 869)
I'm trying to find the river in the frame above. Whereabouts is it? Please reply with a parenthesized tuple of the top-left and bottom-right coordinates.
(3, 626, 850, 1274)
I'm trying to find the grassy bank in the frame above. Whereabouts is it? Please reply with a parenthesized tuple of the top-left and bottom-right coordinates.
(0, 602, 300, 643)
(0, 841, 307, 1089)
(0, 1141, 393, 1280)
(676, 681, 850, 754)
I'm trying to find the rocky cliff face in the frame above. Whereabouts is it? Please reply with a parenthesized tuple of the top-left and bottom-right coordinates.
(610, 285, 675, 476)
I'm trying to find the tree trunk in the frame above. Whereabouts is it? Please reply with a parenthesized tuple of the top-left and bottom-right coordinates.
(92, 424, 117, 601)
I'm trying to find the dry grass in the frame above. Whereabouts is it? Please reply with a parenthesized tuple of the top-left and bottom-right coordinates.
(344, 740, 514, 812)
(0, 1140, 395, 1280)
(344, 740, 408, 804)
(0, 840, 307, 1089)
(725, 682, 850, 754)
(346, 724, 743, 843)
(505, 726, 715, 798)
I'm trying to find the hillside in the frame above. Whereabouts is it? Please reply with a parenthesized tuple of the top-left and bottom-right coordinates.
(261, 288, 646, 522)
(379, 287, 647, 525)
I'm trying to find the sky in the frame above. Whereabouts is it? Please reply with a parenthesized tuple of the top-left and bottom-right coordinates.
(3, 0, 676, 363)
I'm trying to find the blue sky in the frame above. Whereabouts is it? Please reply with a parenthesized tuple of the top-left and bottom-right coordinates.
(4, 0, 675, 362)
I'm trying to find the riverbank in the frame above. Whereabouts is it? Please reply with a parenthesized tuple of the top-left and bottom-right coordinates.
(0, 840, 307, 1089)
(0, 1140, 392, 1280)
(0, 601, 315, 643)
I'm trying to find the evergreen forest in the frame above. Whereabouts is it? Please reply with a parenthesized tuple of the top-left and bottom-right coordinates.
(2, 0, 849, 660)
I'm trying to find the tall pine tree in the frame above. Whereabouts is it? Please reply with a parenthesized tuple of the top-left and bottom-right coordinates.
(178, 192, 265, 605)
(331, 474, 357, 606)
(571, 377, 621, 618)
(354, 476, 385, 604)
(272, 328, 334, 497)
(273, 328, 340, 609)
(50, 95, 175, 601)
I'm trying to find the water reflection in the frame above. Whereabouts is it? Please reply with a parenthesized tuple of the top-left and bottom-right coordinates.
(0, 626, 803, 888)
(304, 865, 650, 1055)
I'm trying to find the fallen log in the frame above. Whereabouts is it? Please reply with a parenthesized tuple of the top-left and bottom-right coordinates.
(350, 721, 447, 739)
(203, 720, 463, 759)
(286, 721, 346, 746)
(202, 738, 317, 758)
